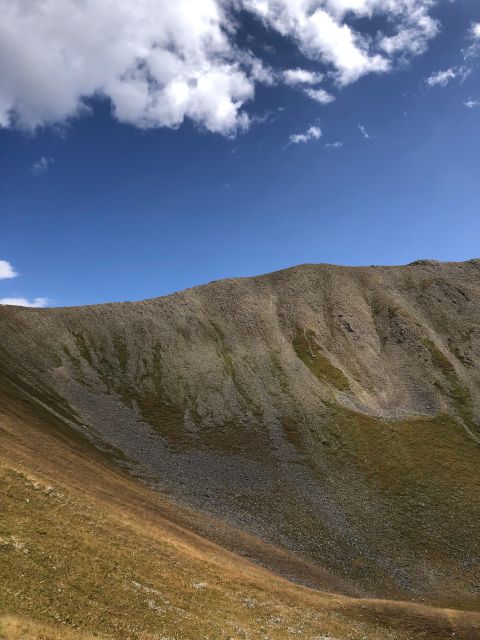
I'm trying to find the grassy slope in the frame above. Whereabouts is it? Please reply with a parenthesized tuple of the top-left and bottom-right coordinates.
(0, 617, 99, 640)
(1, 388, 480, 640)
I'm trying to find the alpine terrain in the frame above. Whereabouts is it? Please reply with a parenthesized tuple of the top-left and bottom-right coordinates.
(1, 260, 480, 639)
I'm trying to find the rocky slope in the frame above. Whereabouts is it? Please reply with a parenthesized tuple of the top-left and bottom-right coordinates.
(3, 380, 480, 640)
(1, 259, 480, 609)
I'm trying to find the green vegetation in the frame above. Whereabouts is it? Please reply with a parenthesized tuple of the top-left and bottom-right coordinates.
(293, 328, 349, 391)
(422, 338, 475, 427)
(72, 332, 94, 367)
(317, 405, 480, 569)
(112, 333, 128, 373)
(114, 342, 191, 451)
(61, 345, 90, 386)
(0, 345, 80, 429)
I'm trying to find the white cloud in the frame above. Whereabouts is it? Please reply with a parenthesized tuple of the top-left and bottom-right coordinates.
(425, 22, 480, 90)
(0, 259, 17, 279)
(358, 124, 370, 139)
(282, 68, 334, 105)
(243, 0, 438, 84)
(0, 0, 444, 135)
(380, 8, 438, 57)
(0, 0, 442, 135)
(464, 99, 480, 109)
(0, 0, 256, 136)
(31, 157, 54, 175)
(424, 24, 480, 92)
(283, 68, 324, 86)
(462, 32, 480, 70)
(0, 259, 48, 308)
(288, 125, 322, 145)
(0, 297, 49, 308)
(325, 140, 343, 148)
(244, 2, 389, 85)
(304, 87, 335, 104)
(425, 68, 457, 87)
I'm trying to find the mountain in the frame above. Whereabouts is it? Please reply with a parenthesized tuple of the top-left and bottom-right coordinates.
(1, 260, 480, 638)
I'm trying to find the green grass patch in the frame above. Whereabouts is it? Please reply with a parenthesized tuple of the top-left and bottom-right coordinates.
(293, 328, 349, 391)
(422, 338, 475, 426)
(72, 332, 94, 367)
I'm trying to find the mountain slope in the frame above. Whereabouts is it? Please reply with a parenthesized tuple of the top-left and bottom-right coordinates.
(1, 260, 480, 614)
(3, 382, 480, 640)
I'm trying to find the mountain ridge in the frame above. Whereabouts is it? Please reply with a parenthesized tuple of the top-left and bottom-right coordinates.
(6, 258, 479, 310)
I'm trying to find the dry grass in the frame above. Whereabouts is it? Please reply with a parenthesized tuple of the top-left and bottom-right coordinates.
(2, 396, 480, 639)
(0, 616, 100, 640)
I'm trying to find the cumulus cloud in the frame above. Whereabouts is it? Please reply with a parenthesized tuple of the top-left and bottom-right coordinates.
(31, 157, 54, 175)
(472, 23, 480, 39)
(0, 0, 256, 136)
(0, 0, 442, 135)
(425, 68, 457, 87)
(0, 259, 17, 279)
(0, 297, 49, 308)
(243, 0, 438, 84)
(243, 1, 389, 84)
(288, 125, 322, 145)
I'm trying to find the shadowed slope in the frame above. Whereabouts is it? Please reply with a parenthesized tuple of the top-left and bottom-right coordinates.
(1, 260, 480, 611)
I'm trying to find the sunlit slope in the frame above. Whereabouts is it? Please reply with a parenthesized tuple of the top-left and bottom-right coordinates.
(1, 260, 480, 606)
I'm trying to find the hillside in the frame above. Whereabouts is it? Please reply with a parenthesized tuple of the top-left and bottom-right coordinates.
(4, 380, 480, 639)
(1, 259, 480, 637)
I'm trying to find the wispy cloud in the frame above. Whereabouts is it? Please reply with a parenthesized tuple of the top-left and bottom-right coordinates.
(281, 68, 335, 106)
(425, 68, 457, 87)
(0, 297, 49, 308)
(0, 259, 18, 279)
(425, 24, 480, 91)
(287, 125, 322, 146)
(282, 68, 323, 86)
(0, 259, 49, 307)
(304, 88, 335, 104)
(31, 157, 54, 175)
(463, 22, 480, 64)
(358, 125, 370, 139)
(324, 141, 343, 149)
(464, 98, 480, 109)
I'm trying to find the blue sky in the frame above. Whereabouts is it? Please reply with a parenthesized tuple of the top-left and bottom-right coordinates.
(0, 0, 479, 307)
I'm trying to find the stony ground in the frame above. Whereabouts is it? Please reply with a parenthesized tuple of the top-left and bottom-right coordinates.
(1, 260, 480, 636)
(1, 389, 479, 640)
